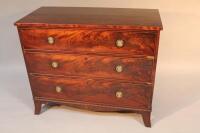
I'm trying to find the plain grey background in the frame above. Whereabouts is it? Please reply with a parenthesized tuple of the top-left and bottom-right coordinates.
(0, 0, 200, 132)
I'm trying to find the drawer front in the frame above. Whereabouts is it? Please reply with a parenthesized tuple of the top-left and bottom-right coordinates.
(20, 29, 155, 55)
(30, 75, 152, 109)
(25, 52, 153, 82)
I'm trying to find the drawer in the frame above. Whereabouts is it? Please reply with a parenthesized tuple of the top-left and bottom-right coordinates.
(25, 52, 154, 83)
(30, 75, 152, 109)
(20, 29, 156, 55)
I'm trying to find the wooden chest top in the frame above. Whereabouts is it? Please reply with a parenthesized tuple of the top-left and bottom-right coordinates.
(15, 7, 163, 30)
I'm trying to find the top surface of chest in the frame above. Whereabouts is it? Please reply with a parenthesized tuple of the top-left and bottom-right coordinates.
(15, 7, 162, 30)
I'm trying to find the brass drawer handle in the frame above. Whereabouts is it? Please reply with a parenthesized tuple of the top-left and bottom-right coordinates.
(116, 91, 123, 98)
(116, 65, 123, 73)
(47, 36, 55, 44)
(55, 86, 62, 93)
(116, 39, 124, 48)
(146, 56, 155, 60)
(51, 61, 59, 68)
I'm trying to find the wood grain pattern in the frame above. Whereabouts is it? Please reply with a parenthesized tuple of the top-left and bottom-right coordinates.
(34, 98, 151, 113)
(15, 7, 163, 127)
(20, 29, 156, 56)
(30, 75, 152, 110)
(15, 7, 163, 30)
(25, 52, 153, 83)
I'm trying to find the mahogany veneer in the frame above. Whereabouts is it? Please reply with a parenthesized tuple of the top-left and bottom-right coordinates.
(15, 7, 162, 127)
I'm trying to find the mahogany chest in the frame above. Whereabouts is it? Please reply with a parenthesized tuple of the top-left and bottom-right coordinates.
(15, 7, 162, 127)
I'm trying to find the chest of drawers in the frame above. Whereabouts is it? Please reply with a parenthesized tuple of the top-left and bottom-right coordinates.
(15, 7, 162, 127)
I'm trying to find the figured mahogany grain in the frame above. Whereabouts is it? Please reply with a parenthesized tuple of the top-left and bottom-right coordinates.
(25, 52, 153, 83)
(20, 29, 156, 56)
(30, 75, 152, 110)
(15, 7, 163, 127)
(15, 7, 163, 30)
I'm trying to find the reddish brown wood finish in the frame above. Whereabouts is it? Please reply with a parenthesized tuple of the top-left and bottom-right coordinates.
(141, 111, 151, 127)
(15, 7, 162, 127)
(34, 100, 42, 115)
(15, 7, 163, 30)
(25, 52, 154, 83)
(19, 29, 156, 56)
(30, 75, 152, 110)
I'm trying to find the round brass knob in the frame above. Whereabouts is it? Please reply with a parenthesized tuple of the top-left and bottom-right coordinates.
(116, 39, 124, 48)
(116, 91, 123, 98)
(116, 65, 123, 73)
(47, 36, 54, 44)
(51, 61, 59, 68)
(55, 86, 62, 93)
